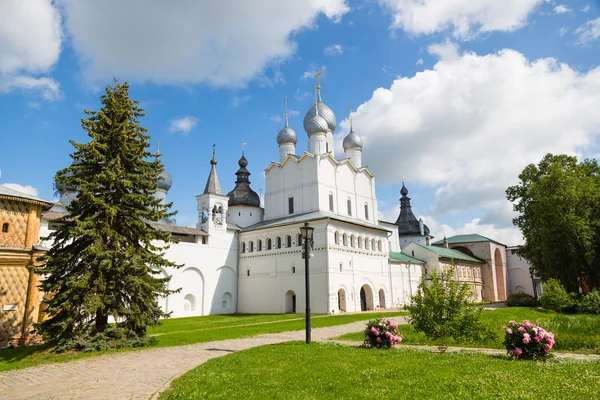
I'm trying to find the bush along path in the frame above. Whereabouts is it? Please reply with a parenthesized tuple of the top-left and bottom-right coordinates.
(0, 319, 403, 400)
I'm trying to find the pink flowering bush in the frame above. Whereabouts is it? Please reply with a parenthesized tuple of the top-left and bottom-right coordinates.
(503, 320, 555, 360)
(363, 318, 403, 349)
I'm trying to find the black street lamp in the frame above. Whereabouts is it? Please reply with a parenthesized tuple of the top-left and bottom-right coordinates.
(300, 221, 314, 344)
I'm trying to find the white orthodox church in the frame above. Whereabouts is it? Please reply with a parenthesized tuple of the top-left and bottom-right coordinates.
(37, 79, 510, 318)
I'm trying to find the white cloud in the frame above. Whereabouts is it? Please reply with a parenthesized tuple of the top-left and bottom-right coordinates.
(379, 0, 542, 38)
(289, 110, 300, 116)
(422, 215, 524, 246)
(416, 59, 423, 65)
(427, 40, 459, 60)
(582, 5, 590, 13)
(230, 94, 251, 108)
(1, 183, 39, 197)
(553, 5, 571, 14)
(339, 49, 600, 233)
(0, 0, 62, 100)
(558, 26, 568, 36)
(324, 44, 344, 56)
(0, 0, 62, 74)
(58, 0, 349, 86)
(270, 115, 283, 123)
(574, 17, 600, 44)
(168, 117, 198, 134)
(0, 75, 61, 101)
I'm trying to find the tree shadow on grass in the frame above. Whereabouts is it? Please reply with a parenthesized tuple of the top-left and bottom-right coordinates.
(0, 343, 52, 366)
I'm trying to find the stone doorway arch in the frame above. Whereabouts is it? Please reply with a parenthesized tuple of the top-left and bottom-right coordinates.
(378, 289, 386, 309)
(337, 288, 347, 312)
(360, 285, 374, 311)
(494, 248, 506, 301)
(285, 290, 296, 313)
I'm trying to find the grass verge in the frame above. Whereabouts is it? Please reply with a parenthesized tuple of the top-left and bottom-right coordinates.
(160, 342, 600, 399)
(0, 311, 407, 372)
(335, 307, 600, 353)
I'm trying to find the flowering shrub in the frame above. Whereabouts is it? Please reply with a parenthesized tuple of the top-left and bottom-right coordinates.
(363, 318, 403, 349)
(503, 320, 555, 360)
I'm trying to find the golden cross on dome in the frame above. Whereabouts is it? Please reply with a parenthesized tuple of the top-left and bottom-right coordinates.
(314, 69, 322, 87)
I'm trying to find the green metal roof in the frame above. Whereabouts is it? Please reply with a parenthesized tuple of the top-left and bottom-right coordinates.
(431, 233, 505, 246)
(389, 252, 424, 263)
(412, 243, 483, 263)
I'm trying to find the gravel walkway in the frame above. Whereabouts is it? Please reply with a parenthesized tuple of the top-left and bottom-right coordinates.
(0, 320, 386, 400)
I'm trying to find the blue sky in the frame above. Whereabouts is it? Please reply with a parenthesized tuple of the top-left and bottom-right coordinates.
(1, 0, 600, 245)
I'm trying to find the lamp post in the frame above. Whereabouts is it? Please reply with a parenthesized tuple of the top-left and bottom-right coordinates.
(300, 221, 314, 344)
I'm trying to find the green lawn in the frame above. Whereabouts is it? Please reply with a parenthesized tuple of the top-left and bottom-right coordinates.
(161, 342, 600, 399)
(0, 311, 407, 372)
(335, 307, 600, 354)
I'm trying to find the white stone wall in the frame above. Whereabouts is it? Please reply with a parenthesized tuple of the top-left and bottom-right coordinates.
(506, 246, 537, 297)
(389, 261, 423, 306)
(159, 229, 238, 318)
(40, 217, 239, 319)
(227, 205, 264, 228)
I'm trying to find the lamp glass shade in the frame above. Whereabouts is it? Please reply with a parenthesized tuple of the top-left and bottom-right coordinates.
(300, 222, 314, 241)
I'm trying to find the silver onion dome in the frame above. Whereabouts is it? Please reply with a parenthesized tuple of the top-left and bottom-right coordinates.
(304, 101, 336, 133)
(277, 126, 297, 145)
(342, 130, 363, 150)
(305, 113, 329, 135)
(158, 169, 172, 192)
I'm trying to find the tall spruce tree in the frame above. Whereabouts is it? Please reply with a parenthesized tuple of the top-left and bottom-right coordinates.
(34, 81, 180, 350)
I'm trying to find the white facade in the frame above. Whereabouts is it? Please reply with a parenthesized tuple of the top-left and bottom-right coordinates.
(506, 246, 541, 297)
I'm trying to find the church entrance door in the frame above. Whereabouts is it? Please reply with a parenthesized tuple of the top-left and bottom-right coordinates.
(360, 285, 374, 311)
(285, 290, 296, 313)
(360, 287, 367, 311)
(337, 288, 346, 312)
(378, 289, 386, 309)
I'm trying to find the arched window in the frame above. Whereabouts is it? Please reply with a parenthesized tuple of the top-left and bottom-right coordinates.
(277, 237, 282, 249)
(358, 236, 363, 249)
(297, 233, 303, 247)
(364, 203, 369, 220)
(267, 238, 272, 250)
(257, 239, 262, 251)
(241, 242, 246, 253)
(1, 223, 8, 233)
(350, 235, 355, 248)
(347, 198, 352, 216)
(334, 231, 340, 245)
(292, 266, 296, 274)
(329, 192, 334, 212)
(249, 241, 254, 252)
(372, 239, 376, 250)
(378, 240, 382, 251)
(326, 142, 329, 153)
(343, 233, 348, 246)
(365, 238, 370, 250)
(286, 235, 292, 248)
(288, 196, 294, 214)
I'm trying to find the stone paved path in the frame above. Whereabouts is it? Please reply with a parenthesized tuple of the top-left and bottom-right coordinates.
(0, 320, 387, 400)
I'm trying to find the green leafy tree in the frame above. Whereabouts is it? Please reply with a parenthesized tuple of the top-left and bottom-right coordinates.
(539, 279, 578, 313)
(34, 81, 180, 350)
(406, 265, 488, 347)
(506, 154, 600, 292)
